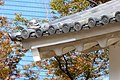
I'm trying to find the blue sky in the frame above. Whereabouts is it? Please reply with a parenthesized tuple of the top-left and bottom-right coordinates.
(0, 0, 58, 20)
(0, 0, 109, 80)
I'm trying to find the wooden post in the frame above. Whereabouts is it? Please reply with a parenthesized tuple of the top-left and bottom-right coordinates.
(31, 48, 41, 61)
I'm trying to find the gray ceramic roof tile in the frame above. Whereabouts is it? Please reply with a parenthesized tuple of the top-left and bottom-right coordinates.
(9, 0, 120, 41)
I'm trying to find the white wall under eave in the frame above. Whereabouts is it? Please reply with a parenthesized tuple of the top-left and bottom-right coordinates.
(109, 41, 120, 80)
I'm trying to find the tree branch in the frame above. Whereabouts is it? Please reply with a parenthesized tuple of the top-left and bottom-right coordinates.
(63, 55, 74, 80)
(55, 56, 74, 80)
(54, 56, 66, 74)
(85, 50, 99, 80)
(85, 70, 90, 80)
(88, 0, 98, 7)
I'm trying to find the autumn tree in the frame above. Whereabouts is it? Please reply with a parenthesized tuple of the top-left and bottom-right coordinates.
(50, 0, 89, 16)
(40, 49, 109, 80)
(0, 12, 43, 79)
(0, 17, 28, 80)
(0, 0, 48, 80)
(0, 2, 28, 79)
(50, 0, 110, 16)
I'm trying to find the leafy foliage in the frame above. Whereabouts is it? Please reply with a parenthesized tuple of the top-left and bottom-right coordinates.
(40, 50, 109, 80)
(0, 12, 28, 80)
(50, 0, 89, 16)
(50, 0, 110, 16)
(21, 62, 40, 80)
(0, 30, 27, 79)
(0, 13, 46, 79)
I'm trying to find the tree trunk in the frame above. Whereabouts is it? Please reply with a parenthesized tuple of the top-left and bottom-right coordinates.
(55, 56, 74, 80)
(85, 71, 90, 80)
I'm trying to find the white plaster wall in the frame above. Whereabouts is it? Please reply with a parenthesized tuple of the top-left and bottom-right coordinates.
(109, 41, 120, 80)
